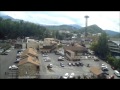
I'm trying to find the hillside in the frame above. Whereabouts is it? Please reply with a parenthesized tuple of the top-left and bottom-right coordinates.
(105, 30, 120, 36)
(44, 24, 81, 31)
(112, 33, 120, 38)
(0, 14, 20, 21)
(79, 24, 105, 34)
(0, 17, 48, 39)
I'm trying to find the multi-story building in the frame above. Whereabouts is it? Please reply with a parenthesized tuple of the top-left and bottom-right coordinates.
(108, 40, 120, 56)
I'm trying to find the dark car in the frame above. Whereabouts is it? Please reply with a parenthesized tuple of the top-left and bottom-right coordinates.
(76, 62, 80, 66)
(1, 52, 8, 55)
(72, 63, 76, 66)
(14, 61, 19, 63)
(79, 62, 83, 66)
(103, 71, 109, 75)
(60, 62, 65, 67)
(111, 66, 115, 70)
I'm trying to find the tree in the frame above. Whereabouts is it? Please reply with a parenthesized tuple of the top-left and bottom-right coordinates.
(90, 32, 109, 60)
(113, 58, 120, 69)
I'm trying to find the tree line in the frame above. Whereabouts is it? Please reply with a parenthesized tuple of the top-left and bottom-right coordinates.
(0, 17, 51, 40)
(0, 17, 73, 40)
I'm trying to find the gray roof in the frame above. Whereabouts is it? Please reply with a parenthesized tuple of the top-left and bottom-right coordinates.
(112, 41, 120, 46)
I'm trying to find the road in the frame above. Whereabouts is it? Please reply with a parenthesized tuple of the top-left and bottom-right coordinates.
(0, 49, 17, 79)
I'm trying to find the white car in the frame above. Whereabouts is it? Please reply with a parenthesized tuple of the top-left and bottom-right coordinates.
(69, 73, 75, 79)
(5, 50, 11, 53)
(68, 63, 72, 66)
(101, 64, 108, 71)
(9, 65, 18, 70)
(63, 73, 69, 79)
(44, 57, 51, 62)
(58, 56, 64, 61)
(42, 54, 48, 57)
(114, 70, 120, 77)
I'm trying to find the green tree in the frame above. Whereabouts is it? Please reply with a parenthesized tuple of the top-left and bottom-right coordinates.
(90, 33, 109, 60)
(113, 58, 120, 69)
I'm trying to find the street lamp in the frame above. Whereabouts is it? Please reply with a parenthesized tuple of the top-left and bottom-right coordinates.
(84, 15, 89, 38)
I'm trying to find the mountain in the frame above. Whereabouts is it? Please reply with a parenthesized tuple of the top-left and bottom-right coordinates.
(79, 24, 105, 34)
(69, 24, 81, 29)
(0, 14, 14, 20)
(105, 30, 120, 36)
(0, 14, 20, 21)
(44, 24, 81, 31)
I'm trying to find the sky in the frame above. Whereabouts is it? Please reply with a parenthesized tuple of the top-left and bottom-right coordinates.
(1, 11, 120, 32)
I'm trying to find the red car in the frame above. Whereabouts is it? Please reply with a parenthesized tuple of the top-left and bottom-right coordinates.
(111, 66, 115, 70)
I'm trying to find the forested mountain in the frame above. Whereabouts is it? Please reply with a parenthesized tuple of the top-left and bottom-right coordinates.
(112, 33, 120, 38)
(44, 24, 80, 31)
(0, 17, 49, 39)
(0, 14, 20, 21)
(105, 30, 120, 36)
(79, 24, 105, 34)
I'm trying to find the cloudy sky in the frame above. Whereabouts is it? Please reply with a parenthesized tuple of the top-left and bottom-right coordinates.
(1, 11, 120, 32)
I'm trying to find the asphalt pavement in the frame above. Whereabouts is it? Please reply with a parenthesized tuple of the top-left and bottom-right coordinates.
(0, 49, 18, 79)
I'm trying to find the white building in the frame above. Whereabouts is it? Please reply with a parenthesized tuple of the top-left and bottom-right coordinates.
(108, 40, 120, 56)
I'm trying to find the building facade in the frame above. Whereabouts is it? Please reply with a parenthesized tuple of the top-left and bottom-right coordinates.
(64, 43, 87, 61)
(108, 40, 120, 56)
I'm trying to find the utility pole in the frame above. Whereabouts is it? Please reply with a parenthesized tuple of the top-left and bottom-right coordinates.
(84, 15, 89, 38)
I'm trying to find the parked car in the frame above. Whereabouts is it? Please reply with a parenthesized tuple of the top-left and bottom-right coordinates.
(62, 73, 69, 79)
(60, 62, 65, 67)
(9, 65, 18, 70)
(58, 56, 64, 61)
(1, 52, 8, 55)
(69, 73, 75, 79)
(108, 75, 114, 79)
(101, 64, 108, 71)
(111, 66, 115, 70)
(76, 62, 80, 66)
(68, 63, 72, 66)
(44, 57, 51, 62)
(42, 54, 48, 57)
(72, 63, 76, 66)
(79, 62, 83, 66)
(103, 71, 109, 75)
(5, 50, 11, 53)
(47, 64, 53, 69)
(114, 70, 120, 77)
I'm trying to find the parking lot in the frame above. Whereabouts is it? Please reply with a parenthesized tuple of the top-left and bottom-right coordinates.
(39, 52, 119, 79)
(0, 48, 119, 79)
(0, 49, 18, 79)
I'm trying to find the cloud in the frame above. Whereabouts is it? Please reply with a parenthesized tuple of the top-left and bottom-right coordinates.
(1, 11, 120, 32)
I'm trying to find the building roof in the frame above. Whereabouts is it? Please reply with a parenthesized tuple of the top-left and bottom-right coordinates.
(90, 67, 102, 76)
(21, 48, 38, 57)
(44, 38, 55, 41)
(112, 41, 120, 46)
(18, 56, 40, 66)
(108, 40, 120, 46)
(66, 50, 74, 54)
